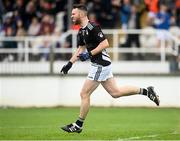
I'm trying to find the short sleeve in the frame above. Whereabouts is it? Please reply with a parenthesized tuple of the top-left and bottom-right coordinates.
(92, 25, 106, 43)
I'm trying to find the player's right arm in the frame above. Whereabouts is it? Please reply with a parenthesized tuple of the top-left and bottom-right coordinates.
(61, 45, 85, 74)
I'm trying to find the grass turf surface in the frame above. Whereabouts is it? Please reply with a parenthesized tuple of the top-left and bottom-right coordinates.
(0, 107, 180, 140)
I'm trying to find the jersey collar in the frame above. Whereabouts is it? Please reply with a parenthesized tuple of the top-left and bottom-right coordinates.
(81, 21, 90, 29)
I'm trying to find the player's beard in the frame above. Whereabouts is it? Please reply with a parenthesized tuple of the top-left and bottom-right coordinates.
(72, 17, 81, 25)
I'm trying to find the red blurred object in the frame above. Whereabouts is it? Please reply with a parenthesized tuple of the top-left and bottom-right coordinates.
(71, 25, 80, 30)
(144, 0, 159, 13)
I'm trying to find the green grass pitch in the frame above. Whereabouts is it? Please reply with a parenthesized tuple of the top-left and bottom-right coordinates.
(0, 107, 180, 140)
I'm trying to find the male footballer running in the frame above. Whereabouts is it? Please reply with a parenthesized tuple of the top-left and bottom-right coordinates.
(60, 4, 160, 133)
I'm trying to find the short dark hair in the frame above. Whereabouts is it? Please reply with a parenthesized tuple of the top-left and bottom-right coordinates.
(73, 4, 88, 12)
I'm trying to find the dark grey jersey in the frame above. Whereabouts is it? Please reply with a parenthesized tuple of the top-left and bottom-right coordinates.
(77, 21, 111, 66)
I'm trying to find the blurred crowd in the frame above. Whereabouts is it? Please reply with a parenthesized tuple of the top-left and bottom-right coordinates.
(0, 0, 180, 35)
(0, 0, 180, 36)
(0, 0, 180, 63)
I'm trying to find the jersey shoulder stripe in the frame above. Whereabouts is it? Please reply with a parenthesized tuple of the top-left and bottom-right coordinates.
(87, 22, 94, 30)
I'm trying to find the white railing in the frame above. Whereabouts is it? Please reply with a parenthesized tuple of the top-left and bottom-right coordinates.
(0, 29, 179, 62)
(103, 29, 179, 61)
(0, 29, 179, 74)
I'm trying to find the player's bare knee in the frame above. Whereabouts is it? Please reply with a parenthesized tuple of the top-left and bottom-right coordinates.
(109, 90, 124, 98)
(111, 94, 119, 98)
(109, 92, 119, 98)
(80, 92, 89, 100)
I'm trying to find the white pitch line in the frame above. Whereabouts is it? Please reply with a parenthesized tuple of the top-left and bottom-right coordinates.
(118, 134, 158, 140)
(117, 131, 180, 140)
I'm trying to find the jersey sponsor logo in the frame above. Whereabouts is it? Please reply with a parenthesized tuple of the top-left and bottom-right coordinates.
(82, 29, 88, 36)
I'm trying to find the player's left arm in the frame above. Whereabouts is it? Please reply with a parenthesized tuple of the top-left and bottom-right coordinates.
(90, 25, 109, 56)
(78, 25, 109, 61)
(78, 38, 109, 61)
(90, 39, 109, 56)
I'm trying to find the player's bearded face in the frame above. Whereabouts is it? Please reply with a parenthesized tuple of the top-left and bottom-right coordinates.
(72, 16, 81, 25)
(71, 9, 81, 25)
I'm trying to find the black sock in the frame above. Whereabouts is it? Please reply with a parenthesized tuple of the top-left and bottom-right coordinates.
(139, 88, 148, 96)
(75, 117, 84, 127)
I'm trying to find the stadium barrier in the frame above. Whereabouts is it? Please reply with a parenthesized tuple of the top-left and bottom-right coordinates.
(0, 29, 179, 74)
(0, 29, 180, 107)
(0, 75, 180, 107)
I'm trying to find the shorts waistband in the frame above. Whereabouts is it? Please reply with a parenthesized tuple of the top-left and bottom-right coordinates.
(91, 63, 103, 67)
(91, 63, 111, 68)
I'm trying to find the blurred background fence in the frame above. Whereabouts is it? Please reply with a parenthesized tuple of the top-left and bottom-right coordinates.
(0, 29, 180, 74)
(1, 0, 180, 74)
(1, 29, 180, 108)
